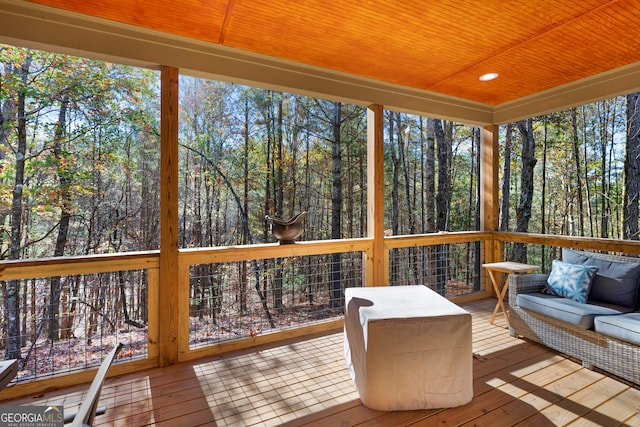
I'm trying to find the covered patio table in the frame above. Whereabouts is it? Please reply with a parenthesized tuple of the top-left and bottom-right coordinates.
(344, 285, 473, 411)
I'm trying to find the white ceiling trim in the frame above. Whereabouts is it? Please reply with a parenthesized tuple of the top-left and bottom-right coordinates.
(493, 61, 640, 124)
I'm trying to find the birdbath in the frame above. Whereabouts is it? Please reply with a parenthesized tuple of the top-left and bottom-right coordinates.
(265, 211, 307, 244)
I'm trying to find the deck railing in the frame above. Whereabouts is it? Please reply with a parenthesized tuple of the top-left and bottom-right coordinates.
(495, 232, 640, 268)
(1, 231, 639, 398)
(0, 252, 160, 395)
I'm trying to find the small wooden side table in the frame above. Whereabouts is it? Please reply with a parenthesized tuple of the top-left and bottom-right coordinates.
(482, 261, 539, 327)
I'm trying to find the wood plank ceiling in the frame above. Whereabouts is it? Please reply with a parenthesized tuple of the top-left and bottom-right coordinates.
(19, 0, 640, 107)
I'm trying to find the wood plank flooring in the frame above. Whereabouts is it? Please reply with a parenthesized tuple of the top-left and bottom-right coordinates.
(5, 298, 640, 426)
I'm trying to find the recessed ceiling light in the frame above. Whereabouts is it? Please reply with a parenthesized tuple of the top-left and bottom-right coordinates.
(479, 72, 499, 81)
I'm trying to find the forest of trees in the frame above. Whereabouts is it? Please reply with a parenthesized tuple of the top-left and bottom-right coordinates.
(1, 44, 639, 376)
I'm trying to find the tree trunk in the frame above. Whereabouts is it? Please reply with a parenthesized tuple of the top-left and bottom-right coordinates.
(304, 129, 314, 304)
(473, 128, 482, 291)
(424, 118, 436, 286)
(598, 102, 610, 238)
(571, 108, 585, 236)
(397, 114, 418, 285)
(330, 101, 343, 307)
(263, 92, 273, 235)
(240, 95, 250, 312)
(607, 101, 618, 238)
(625, 92, 640, 240)
(276, 98, 284, 216)
(419, 118, 426, 233)
(5, 53, 32, 359)
(261, 93, 273, 322)
(0, 58, 15, 340)
(274, 97, 284, 314)
(398, 114, 414, 235)
(434, 119, 452, 294)
(60, 275, 80, 340)
(540, 120, 548, 269)
(389, 113, 400, 235)
(49, 94, 71, 342)
(435, 120, 452, 231)
(388, 113, 400, 282)
(514, 119, 537, 262)
(500, 123, 513, 232)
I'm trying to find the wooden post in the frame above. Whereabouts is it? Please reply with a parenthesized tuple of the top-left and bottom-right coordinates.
(480, 125, 499, 233)
(480, 125, 502, 293)
(159, 66, 179, 366)
(365, 104, 387, 287)
(146, 267, 159, 360)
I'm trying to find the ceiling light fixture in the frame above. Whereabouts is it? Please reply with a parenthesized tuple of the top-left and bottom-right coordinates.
(479, 72, 499, 81)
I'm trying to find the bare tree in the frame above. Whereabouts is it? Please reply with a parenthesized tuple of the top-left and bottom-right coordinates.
(4, 53, 32, 358)
(434, 119, 452, 294)
(48, 94, 71, 341)
(500, 123, 513, 232)
(514, 119, 537, 262)
(330, 101, 343, 307)
(570, 108, 585, 236)
(625, 92, 640, 240)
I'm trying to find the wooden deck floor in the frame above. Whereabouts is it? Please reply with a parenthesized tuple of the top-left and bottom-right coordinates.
(6, 298, 640, 426)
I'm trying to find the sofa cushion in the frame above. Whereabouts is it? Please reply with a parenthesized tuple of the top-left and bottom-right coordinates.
(516, 293, 626, 329)
(562, 248, 640, 309)
(594, 313, 640, 345)
(544, 260, 598, 303)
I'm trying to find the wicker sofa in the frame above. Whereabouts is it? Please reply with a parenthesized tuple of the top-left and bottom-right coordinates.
(509, 249, 640, 385)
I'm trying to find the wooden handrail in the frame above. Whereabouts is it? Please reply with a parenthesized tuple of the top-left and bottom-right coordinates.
(0, 251, 159, 281)
(0, 232, 638, 281)
(179, 238, 373, 264)
(384, 231, 491, 249)
(493, 232, 640, 256)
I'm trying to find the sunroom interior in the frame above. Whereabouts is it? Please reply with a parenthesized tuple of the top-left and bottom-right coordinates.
(2, 0, 640, 425)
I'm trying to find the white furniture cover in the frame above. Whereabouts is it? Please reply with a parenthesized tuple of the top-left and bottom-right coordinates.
(344, 285, 473, 411)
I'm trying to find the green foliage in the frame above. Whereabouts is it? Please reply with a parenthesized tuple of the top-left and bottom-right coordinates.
(500, 97, 631, 238)
(1, 42, 637, 261)
(0, 44, 159, 258)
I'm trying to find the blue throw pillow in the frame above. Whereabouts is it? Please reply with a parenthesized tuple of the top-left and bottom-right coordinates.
(545, 260, 599, 303)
